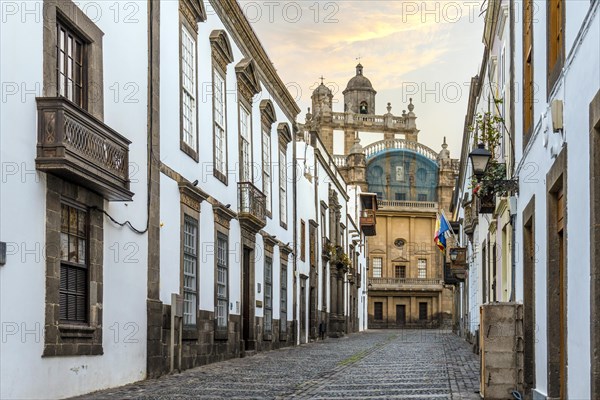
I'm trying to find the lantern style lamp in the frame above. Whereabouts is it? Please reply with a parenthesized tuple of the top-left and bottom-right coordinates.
(469, 143, 492, 179)
(449, 248, 459, 262)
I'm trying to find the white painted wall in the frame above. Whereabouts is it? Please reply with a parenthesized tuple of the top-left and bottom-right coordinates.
(0, 2, 149, 398)
(158, 0, 295, 331)
(512, 2, 599, 397)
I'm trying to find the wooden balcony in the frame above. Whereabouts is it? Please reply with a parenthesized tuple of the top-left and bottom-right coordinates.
(368, 277, 444, 292)
(463, 200, 478, 235)
(35, 97, 133, 201)
(238, 181, 267, 232)
(359, 193, 378, 236)
(360, 209, 376, 236)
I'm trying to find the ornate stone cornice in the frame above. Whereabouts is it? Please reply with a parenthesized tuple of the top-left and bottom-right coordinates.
(262, 233, 277, 254)
(279, 244, 293, 259)
(209, 29, 234, 71)
(277, 122, 292, 145)
(178, 181, 208, 212)
(260, 99, 277, 127)
(180, 0, 206, 31)
(235, 58, 260, 103)
(212, 202, 237, 229)
(208, 0, 301, 122)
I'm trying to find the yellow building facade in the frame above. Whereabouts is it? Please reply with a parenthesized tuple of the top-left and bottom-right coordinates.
(304, 64, 459, 328)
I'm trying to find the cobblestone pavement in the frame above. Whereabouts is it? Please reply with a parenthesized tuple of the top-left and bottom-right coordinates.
(78, 330, 479, 400)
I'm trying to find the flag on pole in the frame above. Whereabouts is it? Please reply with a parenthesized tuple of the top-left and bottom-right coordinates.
(434, 213, 450, 252)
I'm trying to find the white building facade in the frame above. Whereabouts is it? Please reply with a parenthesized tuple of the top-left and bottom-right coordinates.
(0, 1, 372, 398)
(147, 0, 300, 376)
(453, 0, 600, 398)
(295, 129, 370, 343)
(0, 1, 150, 398)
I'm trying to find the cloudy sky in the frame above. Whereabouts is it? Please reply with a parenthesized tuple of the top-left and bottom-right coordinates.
(246, 0, 485, 156)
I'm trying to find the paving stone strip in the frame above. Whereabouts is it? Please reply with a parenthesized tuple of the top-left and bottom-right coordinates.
(73, 330, 479, 400)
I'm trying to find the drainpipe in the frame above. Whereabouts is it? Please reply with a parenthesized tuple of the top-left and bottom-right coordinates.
(509, 0, 517, 302)
(292, 122, 298, 344)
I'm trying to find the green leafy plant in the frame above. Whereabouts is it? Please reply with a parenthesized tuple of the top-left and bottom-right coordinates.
(323, 242, 335, 257)
(472, 162, 508, 197)
(469, 111, 503, 159)
(468, 111, 510, 197)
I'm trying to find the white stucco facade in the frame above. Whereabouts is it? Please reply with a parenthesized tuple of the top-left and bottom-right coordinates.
(0, 1, 149, 398)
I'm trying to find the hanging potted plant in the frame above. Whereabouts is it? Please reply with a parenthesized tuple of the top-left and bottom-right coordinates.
(468, 110, 506, 214)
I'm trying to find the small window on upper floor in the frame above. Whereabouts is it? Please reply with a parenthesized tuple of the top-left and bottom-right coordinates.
(395, 193, 406, 201)
(56, 21, 86, 109)
(418, 194, 428, 202)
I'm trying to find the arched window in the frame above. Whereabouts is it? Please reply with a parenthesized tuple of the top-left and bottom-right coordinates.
(359, 101, 368, 114)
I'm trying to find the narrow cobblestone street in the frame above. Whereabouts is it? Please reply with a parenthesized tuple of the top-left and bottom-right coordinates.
(79, 330, 479, 400)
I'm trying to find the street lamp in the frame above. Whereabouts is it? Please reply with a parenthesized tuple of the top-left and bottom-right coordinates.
(449, 248, 459, 262)
(468, 143, 491, 179)
(468, 143, 518, 195)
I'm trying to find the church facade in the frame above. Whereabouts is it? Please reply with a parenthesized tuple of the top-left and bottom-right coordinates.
(304, 64, 459, 328)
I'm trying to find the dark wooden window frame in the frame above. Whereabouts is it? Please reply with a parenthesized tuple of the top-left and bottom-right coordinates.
(546, 146, 568, 399)
(43, 0, 104, 120)
(43, 176, 103, 357)
(522, 195, 536, 396)
(309, 222, 317, 267)
(522, 0, 535, 148)
(300, 220, 306, 262)
(546, 0, 565, 98)
(56, 20, 86, 109)
(395, 265, 406, 279)
(59, 201, 89, 324)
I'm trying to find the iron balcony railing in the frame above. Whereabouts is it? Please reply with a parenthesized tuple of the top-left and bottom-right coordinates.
(238, 181, 267, 226)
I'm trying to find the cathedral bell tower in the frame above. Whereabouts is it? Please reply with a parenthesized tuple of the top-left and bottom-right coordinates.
(342, 64, 377, 114)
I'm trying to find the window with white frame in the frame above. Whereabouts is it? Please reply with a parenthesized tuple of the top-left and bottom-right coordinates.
(418, 259, 427, 279)
(183, 216, 198, 326)
(240, 104, 252, 183)
(264, 257, 273, 334)
(279, 147, 287, 226)
(181, 26, 197, 152)
(216, 233, 228, 331)
(213, 69, 226, 177)
(262, 126, 272, 213)
(372, 257, 382, 278)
